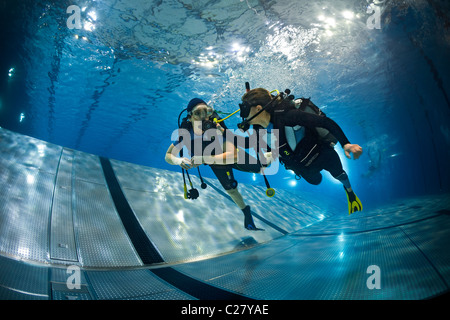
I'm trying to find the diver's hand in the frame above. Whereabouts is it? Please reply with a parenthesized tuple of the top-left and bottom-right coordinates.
(173, 157, 193, 170)
(190, 156, 204, 167)
(344, 144, 363, 160)
(216, 122, 225, 134)
(263, 152, 273, 166)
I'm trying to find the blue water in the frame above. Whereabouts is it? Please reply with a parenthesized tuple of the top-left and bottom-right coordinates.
(1, 0, 449, 211)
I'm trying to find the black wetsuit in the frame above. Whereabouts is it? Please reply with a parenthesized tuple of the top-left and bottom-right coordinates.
(173, 119, 261, 190)
(268, 106, 351, 185)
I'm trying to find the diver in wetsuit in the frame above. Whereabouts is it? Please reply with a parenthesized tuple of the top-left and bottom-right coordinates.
(165, 98, 263, 230)
(239, 88, 363, 214)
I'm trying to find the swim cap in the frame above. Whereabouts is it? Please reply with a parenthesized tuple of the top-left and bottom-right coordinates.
(187, 98, 206, 113)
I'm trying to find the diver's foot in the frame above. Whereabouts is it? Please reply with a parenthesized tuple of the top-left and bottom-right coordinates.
(344, 187, 363, 215)
(242, 206, 264, 231)
(245, 216, 258, 230)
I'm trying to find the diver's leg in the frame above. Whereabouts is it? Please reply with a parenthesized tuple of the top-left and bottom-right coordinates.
(210, 166, 260, 230)
(321, 147, 351, 188)
(234, 149, 263, 173)
(299, 170, 323, 185)
(224, 186, 246, 209)
(210, 166, 244, 207)
(323, 148, 363, 214)
(334, 172, 352, 191)
(294, 163, 323, 185)
(226, 187, 261, 230)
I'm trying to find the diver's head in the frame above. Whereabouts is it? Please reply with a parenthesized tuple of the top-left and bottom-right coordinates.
(187, 98, 214, 121)
(240, 88, 273, 127)
(186, 98, 216, 133)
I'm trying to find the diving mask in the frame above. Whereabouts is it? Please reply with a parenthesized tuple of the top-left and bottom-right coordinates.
(191, 105, 214, 119)
(238, 101, 252, 119)
(238, 92, 281, 132)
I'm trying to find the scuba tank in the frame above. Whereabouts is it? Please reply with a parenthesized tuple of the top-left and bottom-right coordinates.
(293, 98, 338, 147)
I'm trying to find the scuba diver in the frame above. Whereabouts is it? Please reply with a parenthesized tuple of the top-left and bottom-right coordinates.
(165, 98, 264, 230)
(237, 87, 364, 214)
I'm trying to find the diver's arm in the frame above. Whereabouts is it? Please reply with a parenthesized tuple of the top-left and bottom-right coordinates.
(165, 144, 193, 169)
(191, 140, 237, 166)
(282, 110, 362, 159)
(283, 110, 351, 146)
